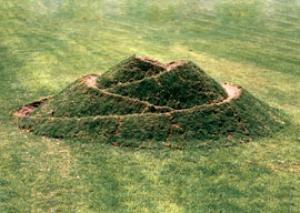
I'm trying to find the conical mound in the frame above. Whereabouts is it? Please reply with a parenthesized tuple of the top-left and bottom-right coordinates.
(14, 55, 288, 145)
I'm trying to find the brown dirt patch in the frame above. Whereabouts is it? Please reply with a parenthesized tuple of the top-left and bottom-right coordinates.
(221, 83, 241, 103)
(136, 55, 187, 71)
(13, 97, 48, 118)
(80, 74, 99, 88)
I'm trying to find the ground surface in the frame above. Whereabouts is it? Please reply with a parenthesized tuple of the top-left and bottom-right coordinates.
(0, 0, 299, 212)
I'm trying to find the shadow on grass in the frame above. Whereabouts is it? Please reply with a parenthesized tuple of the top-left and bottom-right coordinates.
(59, 122, 297, 212)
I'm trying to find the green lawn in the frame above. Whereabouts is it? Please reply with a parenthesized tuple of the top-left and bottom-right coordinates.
(0, 0, 299, 212)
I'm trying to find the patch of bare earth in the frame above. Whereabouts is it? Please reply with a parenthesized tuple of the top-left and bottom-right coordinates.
(80, 74, 99, 88)
(221, 83, 241, 103)
(136, 55, 167, 69)
(13, 98, 48, 118)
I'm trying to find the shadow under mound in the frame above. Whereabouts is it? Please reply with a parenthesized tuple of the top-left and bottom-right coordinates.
(14, 55, 288, 147)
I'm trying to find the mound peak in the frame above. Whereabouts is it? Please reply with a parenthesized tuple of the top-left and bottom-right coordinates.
(14, 55, 287, 145)
(97, 55, 187, 89)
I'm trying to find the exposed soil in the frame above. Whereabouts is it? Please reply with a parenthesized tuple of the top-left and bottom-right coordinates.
(136, 55, 189, 71)
(13, 98, 48, 118)
(165, 60, 188, 71)
(221, 82, 241, 103)
(80, 74, 98, 88)
(135, 55, 167, 69)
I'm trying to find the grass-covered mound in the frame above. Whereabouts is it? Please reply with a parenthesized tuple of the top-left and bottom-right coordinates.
(14, 55, 287, 145)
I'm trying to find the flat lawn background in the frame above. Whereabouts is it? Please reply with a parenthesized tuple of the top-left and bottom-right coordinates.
(0, 0, 299, 212)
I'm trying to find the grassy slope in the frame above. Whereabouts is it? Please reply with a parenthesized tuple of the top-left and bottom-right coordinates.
(0, 0, 299, 212)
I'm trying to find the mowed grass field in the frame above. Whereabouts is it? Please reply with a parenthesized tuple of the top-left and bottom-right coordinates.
(0, 0, 299, 212)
